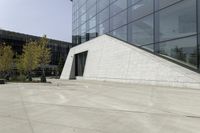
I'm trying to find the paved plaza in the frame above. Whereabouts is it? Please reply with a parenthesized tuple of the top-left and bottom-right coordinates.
(0, 79, 200, 133)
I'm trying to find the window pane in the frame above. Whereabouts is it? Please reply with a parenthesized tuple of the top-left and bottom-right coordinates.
(87, 16, 96, 30)
(87, 4, 96, 20)
(141, 44, 154, 52)
(79, 0, 87, 7)
(110, 0, 127, 17)
(128, 0, 141, 7)
(87, 0, 96, 10)
(97, 0, 109, 12)
(72, 20, 76, 30)
(159, 0, 181, 9)
(81, 33, 86, 43)
(98, 20, 109, 35)
(128, 0, 154, 22)
(72, 29, 78, 44)
(159, 0, 196, 41)
(97, 7, 109, 24)
(159, 36, 197, 67)
(80, 23, 86, 34)
(79, 4, 86, 15)
(111, 25, 127, 41)
(79, 13, 86, 25)
(75, 20, 78, 29)
(110, 10, 127, 31)
(110, 0, 117, 4)
(78, 27, 81, 35)
(128, 15, 154, 46)
(73, 11, 78, 22)
(88, 28, 97, 40)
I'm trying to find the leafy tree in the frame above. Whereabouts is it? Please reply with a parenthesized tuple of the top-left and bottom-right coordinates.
(18, 41, 40, 81)
(0, 43, 14, 79)
(37, 35, 51, 82)
(15, 54, 24, 74)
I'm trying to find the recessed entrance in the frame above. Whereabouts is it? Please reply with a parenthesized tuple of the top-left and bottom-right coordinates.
(75, 51, 88, 77)
(69, 51, 88, 79)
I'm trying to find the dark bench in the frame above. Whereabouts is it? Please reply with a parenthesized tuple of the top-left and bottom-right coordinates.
(0, 79, 5, 84)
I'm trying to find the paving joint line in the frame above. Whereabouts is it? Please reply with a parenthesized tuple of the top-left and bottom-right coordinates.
(22, 101, 200, 119)
(18, 85, 35, 133)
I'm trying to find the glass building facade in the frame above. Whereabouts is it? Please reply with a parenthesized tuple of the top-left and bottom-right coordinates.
(72, 0, 200, 71)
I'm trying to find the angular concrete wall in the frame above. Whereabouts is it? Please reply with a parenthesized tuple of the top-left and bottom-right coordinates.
(61, 35, 200, 89)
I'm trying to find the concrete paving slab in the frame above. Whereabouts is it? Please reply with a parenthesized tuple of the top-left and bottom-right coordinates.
(0, 85, 21, 102)
(31, 121, 102, 133)
(0, 116, 32, 133)
(25, 102, 200, 133)
(0, 79, 200, 132)
(0, 101, 27, 119)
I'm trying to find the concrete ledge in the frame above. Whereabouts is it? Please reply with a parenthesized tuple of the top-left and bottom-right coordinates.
(80, 77, 200, 89)
(76, 76, 84, 80)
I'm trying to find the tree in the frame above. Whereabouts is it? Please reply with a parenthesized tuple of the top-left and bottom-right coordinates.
(37, 35, 51, 82)
(18, 41, 40, 81)
(0, 43, 14, 79)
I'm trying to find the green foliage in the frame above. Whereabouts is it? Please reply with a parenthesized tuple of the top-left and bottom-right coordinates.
(19, 41, 40, 72)
(10, 74, 26, 82)
(37, 35, 51, 66)
(15, 54, 24, 74)
(14, 35, 51, 82)
(37, 35, 51, 82)
(17, 41, 40, 81)
(0, 43, 14, 79)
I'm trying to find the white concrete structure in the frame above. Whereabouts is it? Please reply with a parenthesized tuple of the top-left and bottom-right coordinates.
(61, 35, 200, 89)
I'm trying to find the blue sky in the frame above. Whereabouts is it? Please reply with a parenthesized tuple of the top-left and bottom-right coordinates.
(0, 0, 72, 42)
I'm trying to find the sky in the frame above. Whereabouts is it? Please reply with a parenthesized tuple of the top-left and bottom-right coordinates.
(0, 0, 72, 42)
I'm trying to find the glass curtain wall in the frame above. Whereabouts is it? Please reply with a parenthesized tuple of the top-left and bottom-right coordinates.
(72, 0, 200, 71)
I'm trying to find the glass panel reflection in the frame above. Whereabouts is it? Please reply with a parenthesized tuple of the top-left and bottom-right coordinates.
(159, 36, 197, 67)
(128, 15, 153, 45)
(110, 0, 127, 17)
(97, 0, 109, 12)
(159, 0, 196, 41)
(128, 0, 153, 22)
(159, 0, 181, 9)
(98, 20, 109, 35)
(141, 44, 154, 52)
(111, 26, 127, 41)
(110, 10, 127, 31)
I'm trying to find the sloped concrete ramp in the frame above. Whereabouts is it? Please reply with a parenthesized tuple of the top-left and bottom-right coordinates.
(61, 35, 200, 89)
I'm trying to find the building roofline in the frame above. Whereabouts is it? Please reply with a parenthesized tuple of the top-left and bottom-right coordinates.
(0, 29, 71, 44)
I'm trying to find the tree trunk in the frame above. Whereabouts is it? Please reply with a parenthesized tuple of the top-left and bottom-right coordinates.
(28, 71, 32, 82)
(41, 67, 46, 82)
(5, 71, 10, 81)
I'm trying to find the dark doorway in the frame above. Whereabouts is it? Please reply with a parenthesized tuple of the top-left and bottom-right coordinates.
(75, 51, 88, 77)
